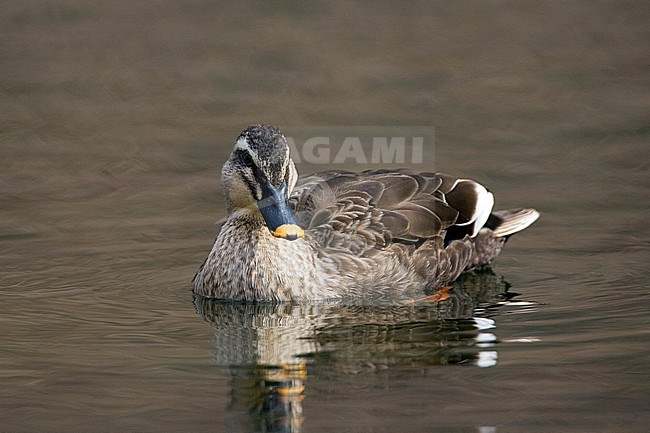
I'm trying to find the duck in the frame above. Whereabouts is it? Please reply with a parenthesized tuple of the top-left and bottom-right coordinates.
(193, 124, 539, 301)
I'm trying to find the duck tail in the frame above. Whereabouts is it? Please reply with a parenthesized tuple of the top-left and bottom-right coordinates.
(484, 208, 540, 238)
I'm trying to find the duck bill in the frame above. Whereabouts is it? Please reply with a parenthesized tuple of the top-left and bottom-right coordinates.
(258, 181, 304, 241)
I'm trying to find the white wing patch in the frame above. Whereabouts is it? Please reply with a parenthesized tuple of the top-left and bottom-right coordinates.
(472, 187, 494, 237)
(451, 179, 494, 237)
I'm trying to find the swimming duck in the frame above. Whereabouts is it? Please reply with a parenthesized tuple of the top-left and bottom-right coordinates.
(193, 124, 539, 301)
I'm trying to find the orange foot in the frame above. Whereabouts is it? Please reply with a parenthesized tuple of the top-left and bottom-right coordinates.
(428, 285, 453, 302)
(405, 286, 453, 304)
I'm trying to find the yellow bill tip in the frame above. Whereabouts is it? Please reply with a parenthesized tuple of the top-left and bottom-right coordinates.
(270, 224, 304, 240)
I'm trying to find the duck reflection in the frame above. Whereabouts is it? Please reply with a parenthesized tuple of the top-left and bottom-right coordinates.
(194, 267, 516, 433)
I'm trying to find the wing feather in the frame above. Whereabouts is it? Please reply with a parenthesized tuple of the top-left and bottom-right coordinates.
(290, 170, 497, 257)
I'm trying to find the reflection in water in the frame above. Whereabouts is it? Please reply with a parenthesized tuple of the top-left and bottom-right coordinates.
(224, 364, 306, 433)
(194, 267, 521, 433)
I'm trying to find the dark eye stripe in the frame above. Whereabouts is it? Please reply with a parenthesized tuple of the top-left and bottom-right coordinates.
(240, 168, 261, 200)
(234, 148, 254, 167)
(234, 148, 267, 185)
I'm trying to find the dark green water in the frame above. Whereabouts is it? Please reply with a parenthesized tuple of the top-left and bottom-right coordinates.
(1, 1, 648, 432)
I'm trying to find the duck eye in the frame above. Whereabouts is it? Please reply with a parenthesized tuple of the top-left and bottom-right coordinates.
(235, 149, 266, 181)
(236, 149, 255, 168)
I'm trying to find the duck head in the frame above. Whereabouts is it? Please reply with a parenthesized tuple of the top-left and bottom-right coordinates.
(221, 124, 304, 241)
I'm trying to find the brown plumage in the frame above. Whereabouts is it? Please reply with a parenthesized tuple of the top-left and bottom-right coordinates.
(193, 125, 539, 301)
